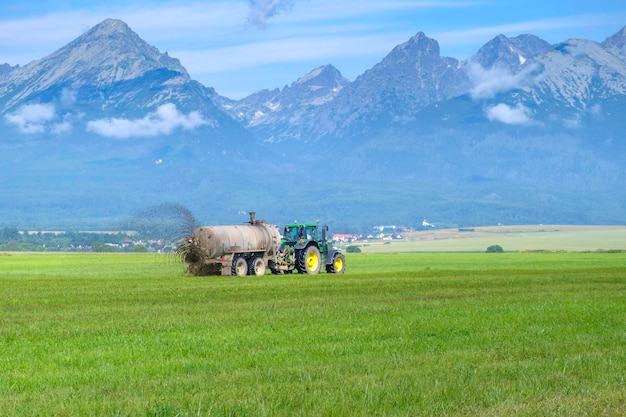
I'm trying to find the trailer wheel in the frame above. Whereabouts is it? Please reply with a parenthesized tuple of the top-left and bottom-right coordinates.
(232, 256, 248, 276)
(326, 253, 346, 274)
(248, 257, 266, 276)
(298, 245, 321, 274)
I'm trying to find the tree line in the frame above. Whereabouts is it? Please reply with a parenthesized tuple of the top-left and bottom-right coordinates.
(0, 227, 167, 252)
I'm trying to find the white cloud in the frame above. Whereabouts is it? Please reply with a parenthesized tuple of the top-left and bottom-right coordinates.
(468, 62, 539, 100)
(86, 103, 209, 139)
(4, 94, 83, 134)
(485, 103, 531, 125)
(5, 103, 56, 134)
(247, 0, 294, 30)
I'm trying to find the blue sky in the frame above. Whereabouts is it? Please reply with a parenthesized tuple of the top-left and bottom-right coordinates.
(1, 0, 625, 99)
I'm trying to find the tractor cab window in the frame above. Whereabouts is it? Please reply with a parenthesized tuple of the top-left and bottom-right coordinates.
(305, 226, 317, 240)
(284, 226, 300, 241)
(284, 225, 318, 241)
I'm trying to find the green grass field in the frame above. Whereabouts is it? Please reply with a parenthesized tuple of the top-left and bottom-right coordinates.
(1, 252, 625, 416)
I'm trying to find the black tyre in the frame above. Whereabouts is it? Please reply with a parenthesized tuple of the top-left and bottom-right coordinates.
(326, 253, 346, 274)
(269, 261, 281, 274)
(248, 257, 266, 276)
(232, 256, 248, 276)
(297, 245, 321, 274)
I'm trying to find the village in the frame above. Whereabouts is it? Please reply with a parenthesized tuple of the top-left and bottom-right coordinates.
(332, 224, 410, 244)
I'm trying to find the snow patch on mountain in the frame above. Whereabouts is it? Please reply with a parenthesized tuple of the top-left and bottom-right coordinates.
(532, 38, 626, 110)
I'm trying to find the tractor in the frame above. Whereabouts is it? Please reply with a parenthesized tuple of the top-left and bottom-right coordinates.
(281, 221, 346, 274)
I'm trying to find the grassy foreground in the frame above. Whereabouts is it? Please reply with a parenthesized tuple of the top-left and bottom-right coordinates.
(0, 252, 625, 416)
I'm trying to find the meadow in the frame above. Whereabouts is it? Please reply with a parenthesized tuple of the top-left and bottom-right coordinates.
(356, 225, 626, 253)
(1, 251, 624, 416)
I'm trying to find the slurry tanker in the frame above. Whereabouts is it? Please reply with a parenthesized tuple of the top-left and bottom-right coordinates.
(180, 212, 346, 276)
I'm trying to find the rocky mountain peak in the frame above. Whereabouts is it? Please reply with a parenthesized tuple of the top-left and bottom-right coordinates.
(472, 33, 551, 71)
(0, 63, 18, 77)
(294, 64, 349, 89)
(56, 18, 189, 84)
(602, 26, 626, 56)
(0, 18, 191, 113)
(388, 32, 440, 61)
(23, 18, 185, 87)
(224, 64, 350, 135)
(287, 65, 350, 105)
(88, 18, 132, 37)
(352, 31, 467, 101)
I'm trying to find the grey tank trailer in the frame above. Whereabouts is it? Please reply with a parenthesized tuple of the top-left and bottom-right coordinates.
(180, 212, 346, 276)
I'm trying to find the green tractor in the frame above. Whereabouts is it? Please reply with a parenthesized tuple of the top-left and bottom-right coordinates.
(281, 221, 346, 274)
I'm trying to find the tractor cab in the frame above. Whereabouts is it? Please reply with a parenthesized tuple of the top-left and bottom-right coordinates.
(283, 222, 320, 247)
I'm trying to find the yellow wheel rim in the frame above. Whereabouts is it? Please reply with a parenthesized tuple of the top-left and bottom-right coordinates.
(334, 257, 343, 272)
(306, 251, 320, 271)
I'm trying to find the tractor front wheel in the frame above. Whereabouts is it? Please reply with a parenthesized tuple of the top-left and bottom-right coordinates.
(326, 253, 346, 274)
(298, 246, 321, 274)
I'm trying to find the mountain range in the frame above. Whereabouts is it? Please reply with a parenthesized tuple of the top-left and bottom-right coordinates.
(1, 18, 625, 231)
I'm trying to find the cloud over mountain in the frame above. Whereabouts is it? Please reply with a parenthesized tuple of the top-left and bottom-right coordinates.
(485, 103, 532, 125)
(86, 103, 210, 139)
(468, 62, 540, 99)
(5, 103, 55, 134)
(3, 102, 79, 135)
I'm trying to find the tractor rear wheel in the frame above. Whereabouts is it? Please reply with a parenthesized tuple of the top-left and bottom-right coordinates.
(298, 245, 321, 274)
(326, 253, 346, 274)
(248, 257, 266, 276)
(232, 256, 248, 276)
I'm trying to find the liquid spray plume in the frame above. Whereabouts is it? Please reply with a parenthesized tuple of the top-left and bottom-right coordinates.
(121, 203, 200, 245)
